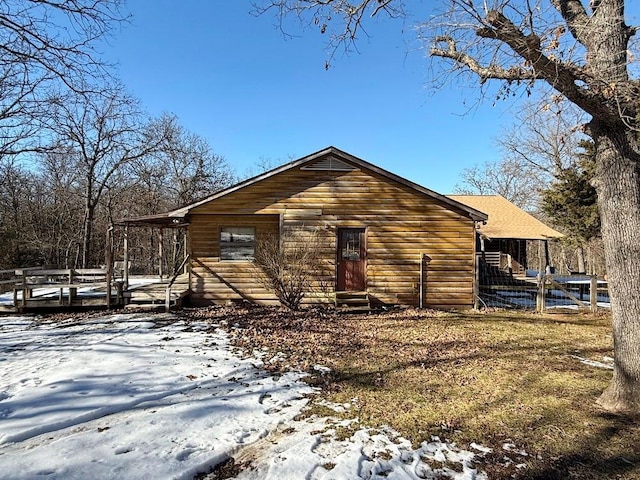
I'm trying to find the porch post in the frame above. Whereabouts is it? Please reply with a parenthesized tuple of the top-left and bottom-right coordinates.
(185, 226, 192, 292)
(420, 254, 431, 308)
(538, 240, 544, 274)
(158, 228, 164, 280)
(105, 226, 113, 309)
(420, 254, 424, 309)
(475, 230, 484, 309)
(474, 256, 480, 310)
(536, 274, 546, 313)
(123, 225, 129, 288)
(183, 228, 188, 274)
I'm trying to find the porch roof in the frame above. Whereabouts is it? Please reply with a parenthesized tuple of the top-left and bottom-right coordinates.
(114, 212, 188, 228)
(447, 195, 564, 241)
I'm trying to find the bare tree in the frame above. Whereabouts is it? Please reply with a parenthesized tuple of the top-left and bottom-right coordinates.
(497, 96, 587, 172)
(241, 156, 282, 180)
(429, 1, 640, 413)
(0, 0, 125, 156)
(29, 148, 85, 267)
(456, 99, 586, 210)
(257, 0, 640, 413)
(0, 158, 33, 266)
(0, 148, 93, 268)
(154, 115, 235, 207)
(47, 88, 167, 267)
(122, 115, 236, 275)
(153, 117, 235, 275)
(0, 0, 126, 268)
(454, 157, 546, 211)
(128, 115, 235, 213)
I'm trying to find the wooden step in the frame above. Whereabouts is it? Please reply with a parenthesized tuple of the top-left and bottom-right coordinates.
(335, 291, 370, 311)
(126, 283, 190, 307)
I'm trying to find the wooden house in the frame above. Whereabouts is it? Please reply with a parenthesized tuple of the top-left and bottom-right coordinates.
(448, 195, 563, 276)
(119, 147, 488, 309)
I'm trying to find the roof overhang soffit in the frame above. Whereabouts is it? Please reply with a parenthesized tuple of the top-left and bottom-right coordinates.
(114, 214, 189, 229)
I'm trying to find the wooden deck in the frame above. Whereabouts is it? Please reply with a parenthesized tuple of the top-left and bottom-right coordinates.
(125, 276, 190, 309)
(0, 269, 190, 313)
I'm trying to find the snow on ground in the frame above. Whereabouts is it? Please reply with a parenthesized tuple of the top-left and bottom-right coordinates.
(231, 417, 495, 480)
(483, 289, 611, 310)
(570, 354, 614, 370)
(0, 313, 491, 479)
(0, 313, 313, 479)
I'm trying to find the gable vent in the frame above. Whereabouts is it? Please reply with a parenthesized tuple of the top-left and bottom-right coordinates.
(300, 156, 358, 172)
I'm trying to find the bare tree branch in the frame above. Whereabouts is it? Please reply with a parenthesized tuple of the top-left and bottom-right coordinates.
(47, 87, 167, 267)
(0, 1, 126, 157)
(549, 0, 591, 44)
(252, 0, 405, 67)
(431, 35, 536, 82)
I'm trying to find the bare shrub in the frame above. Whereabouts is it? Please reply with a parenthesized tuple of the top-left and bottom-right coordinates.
(253, 228, 326, 310)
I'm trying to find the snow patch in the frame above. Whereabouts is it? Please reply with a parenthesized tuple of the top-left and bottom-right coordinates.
(571, 354, 614, 370)
(0, 314, 314, 479)
(233, 419, 489, 480)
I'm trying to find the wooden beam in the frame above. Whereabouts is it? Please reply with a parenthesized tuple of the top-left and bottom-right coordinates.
(548, 277, 588, 308)
(123, 225, 129, 288)
(158, 228, 164, 280)
(536, 275, 545, 312)
(186, 227, 192, 293)
(105, 226, 113, 309)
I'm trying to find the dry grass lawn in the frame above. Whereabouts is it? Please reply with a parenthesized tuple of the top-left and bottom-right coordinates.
(184, 306, 640, 480)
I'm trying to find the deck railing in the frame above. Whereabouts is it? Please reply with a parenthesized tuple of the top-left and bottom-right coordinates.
(9, 268, 123, 308)
(165, 255, 190, 312)
(477, 252, 526, 276)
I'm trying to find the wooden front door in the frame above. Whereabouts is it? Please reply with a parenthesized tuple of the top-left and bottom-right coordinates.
(337, 228, 366, 291)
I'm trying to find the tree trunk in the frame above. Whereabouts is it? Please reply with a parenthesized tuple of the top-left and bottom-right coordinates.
(576, 246, 586, 274)
(149, 231, 155, 275)
(82, 203, 94, 269)
(593, 124, 640, 412)
(585, 243, 593, 276)
(82, 173, 96, 269)
(581, 0, 640, 413)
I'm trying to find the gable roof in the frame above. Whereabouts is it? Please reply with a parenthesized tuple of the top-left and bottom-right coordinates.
(118, 147, 488, 226)
(447, 195, 563, 240)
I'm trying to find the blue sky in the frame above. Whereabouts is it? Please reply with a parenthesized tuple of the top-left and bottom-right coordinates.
(102, 1, 638, 193)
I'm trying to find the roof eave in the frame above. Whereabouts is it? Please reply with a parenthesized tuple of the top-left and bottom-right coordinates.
(479, 232, 564, 241)
(330, 150, 489, 222)
(126, 146, 490, 222)
(114, 213, 188, 228)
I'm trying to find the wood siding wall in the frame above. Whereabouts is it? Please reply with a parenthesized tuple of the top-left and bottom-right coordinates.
(188, 166, 477, 308)
(189, 214, 280, 305)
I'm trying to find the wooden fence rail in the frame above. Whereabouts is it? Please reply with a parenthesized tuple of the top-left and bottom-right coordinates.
(0, 267, 42, 287)
(10, 268, 124, 309)
(536, 274, 604, 313)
